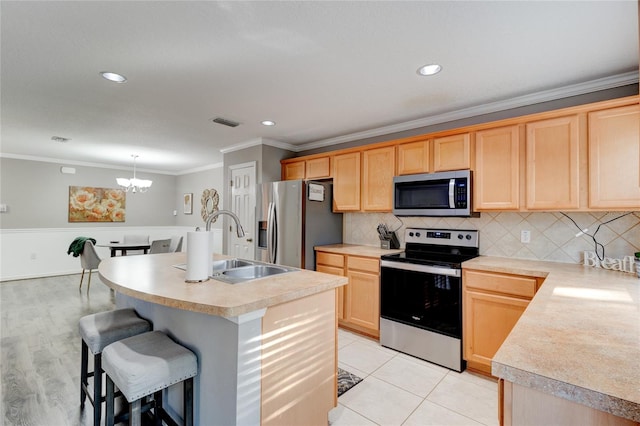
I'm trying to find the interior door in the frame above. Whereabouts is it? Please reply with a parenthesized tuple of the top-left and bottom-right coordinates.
(228, 162, 256, 259)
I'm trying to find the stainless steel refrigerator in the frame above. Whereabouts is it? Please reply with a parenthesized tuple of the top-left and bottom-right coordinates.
(256, 180, 342, 270)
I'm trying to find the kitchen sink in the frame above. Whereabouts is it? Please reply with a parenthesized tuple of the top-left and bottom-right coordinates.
(173, 258, 297, 284)
(211, 258, 254, 272)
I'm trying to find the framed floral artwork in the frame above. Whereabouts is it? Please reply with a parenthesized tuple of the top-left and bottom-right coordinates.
(68, 186, 126, 222)
(184, 193, 193, 214)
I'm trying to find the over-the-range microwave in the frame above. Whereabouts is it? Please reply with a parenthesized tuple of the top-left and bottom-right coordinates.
(392, 170, 477, 217)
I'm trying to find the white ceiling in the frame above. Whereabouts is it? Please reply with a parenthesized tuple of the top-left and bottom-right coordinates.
(1, 1, 638, 174)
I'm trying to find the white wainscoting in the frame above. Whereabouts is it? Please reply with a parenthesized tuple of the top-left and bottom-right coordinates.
(0, 227, 224, 282)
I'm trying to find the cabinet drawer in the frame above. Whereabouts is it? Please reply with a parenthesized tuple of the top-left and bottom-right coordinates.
(316, 252, 345, 268)
(347, 256, 379, 274)
(464, 270, 537, 298)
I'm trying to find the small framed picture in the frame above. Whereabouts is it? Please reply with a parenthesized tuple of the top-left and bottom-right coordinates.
(183, 193, 193, 214)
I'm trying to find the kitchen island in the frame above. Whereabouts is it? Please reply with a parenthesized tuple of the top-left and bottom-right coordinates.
(463, 257, 640, 425)
(98, 252, 348, 425)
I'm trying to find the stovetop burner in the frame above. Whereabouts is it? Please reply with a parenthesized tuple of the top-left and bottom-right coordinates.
(381, 228, 479, 268)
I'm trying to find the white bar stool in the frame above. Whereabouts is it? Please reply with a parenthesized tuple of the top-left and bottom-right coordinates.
(79, 308, 152, 426)
(102, 331, 198, 426)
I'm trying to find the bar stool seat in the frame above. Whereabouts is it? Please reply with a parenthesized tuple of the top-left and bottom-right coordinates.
(102, 331, 198, 426)
(79, 308, 152, 425)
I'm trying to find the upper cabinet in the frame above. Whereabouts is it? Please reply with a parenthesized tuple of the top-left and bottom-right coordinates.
(281, 96, 639, 212)
(433, 133, 474, 172)
(362, 146, 395, 211)
(282, 156, 331, 181)
(475, 125, 520, 210)
(332, 152, 361, 211)
(588, 104, 640, 209)
(397, 140, 430, 175)
(525, 115, 580, 210)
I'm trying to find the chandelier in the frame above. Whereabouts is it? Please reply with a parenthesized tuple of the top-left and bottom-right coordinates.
(116, 155, 152, 193)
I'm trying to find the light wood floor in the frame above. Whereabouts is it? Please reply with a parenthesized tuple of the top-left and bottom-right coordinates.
(1, 274, 115, 425)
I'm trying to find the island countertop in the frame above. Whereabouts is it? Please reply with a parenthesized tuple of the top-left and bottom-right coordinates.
(462, 256, 640, 422)
(98, 252, 348, 318)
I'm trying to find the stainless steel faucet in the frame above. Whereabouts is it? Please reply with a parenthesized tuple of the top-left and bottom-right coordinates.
(205, 210, 245, 237)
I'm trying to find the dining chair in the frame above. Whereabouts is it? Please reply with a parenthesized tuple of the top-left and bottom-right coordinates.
(169, 236, 184, 252)
(149, 238, 171, 254)
(79, 240, 102, 291)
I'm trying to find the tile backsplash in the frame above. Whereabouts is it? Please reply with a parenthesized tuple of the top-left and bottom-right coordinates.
(344, 211, 640, 263)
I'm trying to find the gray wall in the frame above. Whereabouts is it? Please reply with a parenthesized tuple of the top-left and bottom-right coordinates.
(175, 166, 225, 229)
(0, 157, 177, 228)
(299, 84, 639, 156)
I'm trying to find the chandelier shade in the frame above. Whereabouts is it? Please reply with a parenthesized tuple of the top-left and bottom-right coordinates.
(117, 155, 152, 193)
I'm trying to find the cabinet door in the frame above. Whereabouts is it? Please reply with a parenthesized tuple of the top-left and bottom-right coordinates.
(463, 289, 529, 370)
(397, 140, 430, 175)
(362, 146, 395, 211)
(433, 133, 473, 171)
(316, 264, 345, 320)
(306, 157, 331, 179)
(475, 125, 520, 210)
(282, 161, 305, 181)
(346, 270, 380, 332)
(526, 115, 580, 209)
(588, 105, 640, 209)
(332, 152, 361, 211)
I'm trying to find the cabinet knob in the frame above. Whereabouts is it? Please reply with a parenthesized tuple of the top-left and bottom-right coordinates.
(246, 238, 253, 243)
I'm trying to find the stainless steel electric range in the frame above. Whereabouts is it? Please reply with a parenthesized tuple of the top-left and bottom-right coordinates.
(380, 228, 479, 372)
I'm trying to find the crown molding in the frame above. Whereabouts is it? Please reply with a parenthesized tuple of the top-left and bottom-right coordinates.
(298, 71, 639, 152)
(1, 153, 228, 176)
(219, 137, 297, 154)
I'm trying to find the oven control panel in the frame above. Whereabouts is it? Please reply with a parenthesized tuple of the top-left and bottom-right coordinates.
(405, 228, 478, 248)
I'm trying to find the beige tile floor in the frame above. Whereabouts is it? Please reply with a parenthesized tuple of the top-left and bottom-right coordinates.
(330, 329, 498, 426)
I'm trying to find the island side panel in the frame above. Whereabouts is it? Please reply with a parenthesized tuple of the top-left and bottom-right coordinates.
(261, 290, 337, 425)
(115, 293, 263, 426)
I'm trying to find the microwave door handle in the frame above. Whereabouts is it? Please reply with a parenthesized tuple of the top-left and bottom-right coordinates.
(448, 179, 455, 208)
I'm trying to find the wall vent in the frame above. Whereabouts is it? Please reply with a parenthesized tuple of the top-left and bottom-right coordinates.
(212, 117, 240, 128)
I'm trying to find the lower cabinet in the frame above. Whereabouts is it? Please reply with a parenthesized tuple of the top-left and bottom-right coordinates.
(316, 251, 380, 338)
(463, 269, 543, 375)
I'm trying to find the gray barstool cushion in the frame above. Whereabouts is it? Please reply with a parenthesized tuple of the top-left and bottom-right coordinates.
(102, 331, 198, 402)
(79, 308, 151, 354)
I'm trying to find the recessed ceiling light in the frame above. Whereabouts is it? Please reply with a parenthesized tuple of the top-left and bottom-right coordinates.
(100, 71, 127, 83)
(417, 64, 442, 76)
(261, 120, 276, 126)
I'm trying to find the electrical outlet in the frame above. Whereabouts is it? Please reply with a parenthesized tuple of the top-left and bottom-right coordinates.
(30, 253, 37, 260)
(520, 230, 531, 244)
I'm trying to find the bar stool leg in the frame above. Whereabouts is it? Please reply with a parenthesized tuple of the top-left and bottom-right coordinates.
(184, 377, 194, 426)
(130, 399, 142, 426)
(93, 353, 102, 426)
(153, 390, 162, 426)
(80, 340, 88, 408)
(105, 375, 115, 426)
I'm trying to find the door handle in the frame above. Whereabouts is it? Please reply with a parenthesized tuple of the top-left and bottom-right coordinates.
(246, 238, 253, 243)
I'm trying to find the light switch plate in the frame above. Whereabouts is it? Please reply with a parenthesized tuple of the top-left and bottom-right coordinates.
(0, 204, 7, 213)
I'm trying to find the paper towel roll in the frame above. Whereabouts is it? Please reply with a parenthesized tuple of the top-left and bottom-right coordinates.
(185, 231, 210, 282)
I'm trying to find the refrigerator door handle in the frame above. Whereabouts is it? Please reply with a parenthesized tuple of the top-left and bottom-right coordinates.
(267, 201, 277, 263)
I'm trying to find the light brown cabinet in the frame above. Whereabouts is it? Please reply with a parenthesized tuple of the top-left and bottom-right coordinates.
(474, 125, 521, 210)
(588, 104, 640, 209)
(526, 115, 580, 209)
(397, 140, 430, 175)
(316, 252, 346, 320)
(282, 161, 305, 180)
(463, 269, 542, 375)
(316, 251, 381, 338)
(433, 133, 473, 172)
(362, 146, 395, 211)
(282, 156, 331, 180)
(332, 152, 361, 211)
(345, 256, 380, 337)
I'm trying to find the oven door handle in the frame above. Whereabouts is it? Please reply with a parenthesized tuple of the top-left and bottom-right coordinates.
(381, 260, 461, 277)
